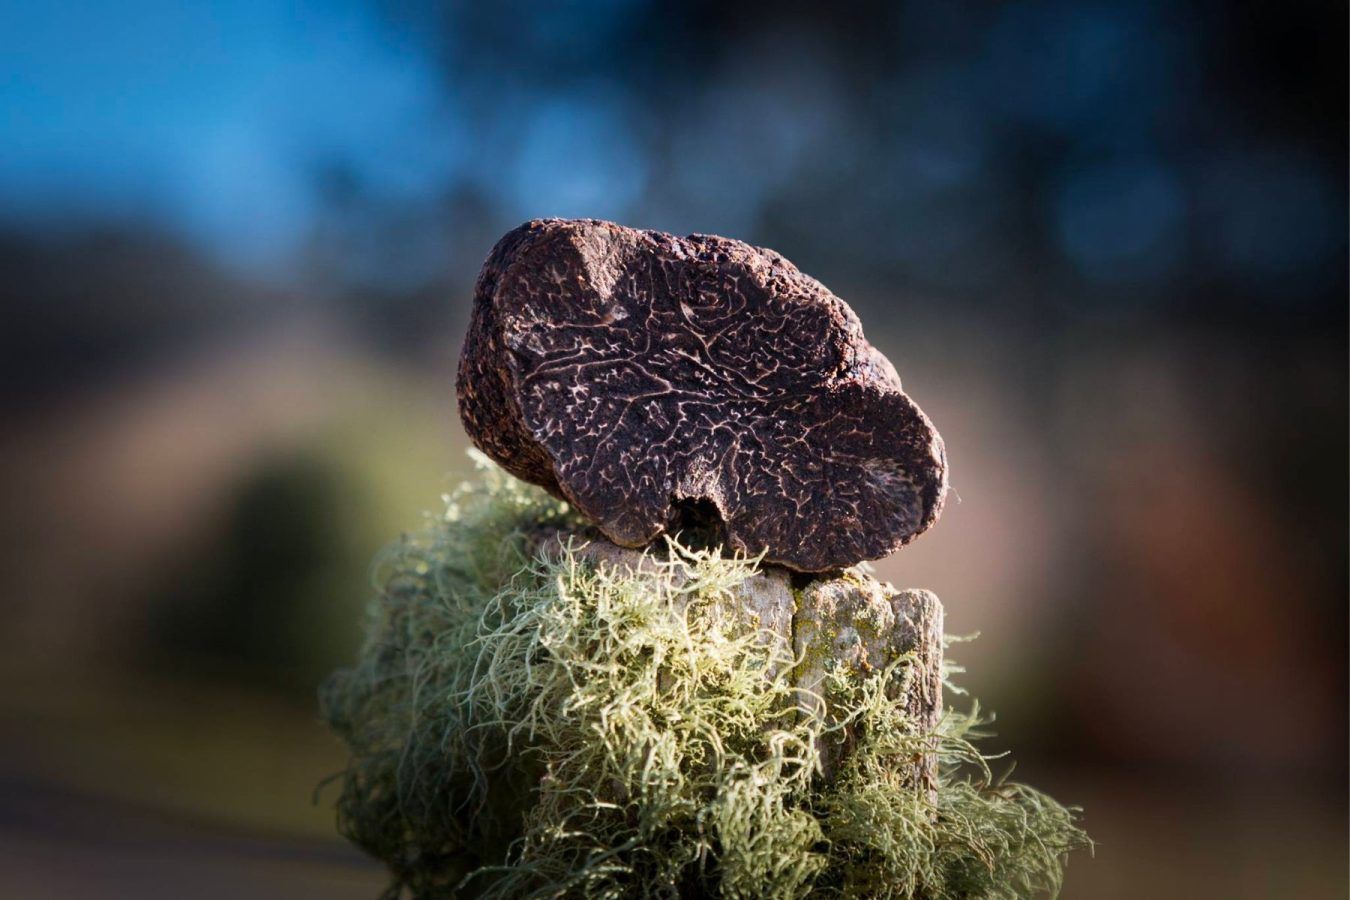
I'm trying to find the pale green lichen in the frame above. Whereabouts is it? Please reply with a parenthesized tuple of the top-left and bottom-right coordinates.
(321, 453, 1089, 898)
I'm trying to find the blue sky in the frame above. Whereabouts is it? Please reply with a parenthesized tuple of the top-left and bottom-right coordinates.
(1, 0, 1340, 301)
(0, 0, 459, 269)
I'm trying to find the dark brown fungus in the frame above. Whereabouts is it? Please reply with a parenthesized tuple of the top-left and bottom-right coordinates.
(456, 218, 947, 572)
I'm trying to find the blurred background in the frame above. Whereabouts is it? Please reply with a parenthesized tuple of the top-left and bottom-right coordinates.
(1, 0, 1345, 896)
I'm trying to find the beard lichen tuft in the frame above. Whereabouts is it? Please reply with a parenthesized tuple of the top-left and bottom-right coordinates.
(321, 452, 1089, 898)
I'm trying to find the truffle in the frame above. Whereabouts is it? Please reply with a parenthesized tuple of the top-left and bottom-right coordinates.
(456, 218, 947, 571)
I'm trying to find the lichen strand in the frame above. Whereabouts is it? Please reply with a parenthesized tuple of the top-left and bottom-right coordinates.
(321, 455, 1089, 899)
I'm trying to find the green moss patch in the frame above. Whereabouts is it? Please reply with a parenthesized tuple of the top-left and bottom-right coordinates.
(321, 454, 1088, 898)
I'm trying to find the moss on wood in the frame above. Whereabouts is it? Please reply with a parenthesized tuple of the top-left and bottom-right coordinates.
(321, 453, 1088, 899)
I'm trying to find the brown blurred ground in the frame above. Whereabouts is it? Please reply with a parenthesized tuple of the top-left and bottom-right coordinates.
(0, 320, 1342, 898)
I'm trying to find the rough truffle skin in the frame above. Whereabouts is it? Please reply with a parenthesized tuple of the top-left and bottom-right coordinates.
(457, 218, 948, 572)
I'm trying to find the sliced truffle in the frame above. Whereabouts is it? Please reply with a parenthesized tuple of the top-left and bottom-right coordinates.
(457, 218, 947, 572)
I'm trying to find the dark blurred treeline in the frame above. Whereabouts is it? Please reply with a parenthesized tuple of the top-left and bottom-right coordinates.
(10, 1, 1343, 371)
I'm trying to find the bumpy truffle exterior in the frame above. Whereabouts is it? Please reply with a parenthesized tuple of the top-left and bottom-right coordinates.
(457, 219, 947, 572)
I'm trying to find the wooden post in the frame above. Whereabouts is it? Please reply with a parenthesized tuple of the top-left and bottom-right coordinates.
(542, 530, 945, 790)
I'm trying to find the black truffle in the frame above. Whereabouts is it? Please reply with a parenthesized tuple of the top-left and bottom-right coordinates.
(457, 219, 947, 572)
